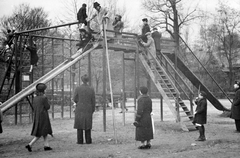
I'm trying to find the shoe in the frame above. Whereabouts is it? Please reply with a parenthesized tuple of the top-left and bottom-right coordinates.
(44, 146, 53, 151)
(195, 137, 206, 141)
(145, 144, 151, 149)
(77, 142, 83, 144)
(25, 144, 32, 152)
(138, 145, 146, 149)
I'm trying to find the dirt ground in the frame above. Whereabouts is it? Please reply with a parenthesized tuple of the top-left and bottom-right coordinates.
(1, 99, 240, 158)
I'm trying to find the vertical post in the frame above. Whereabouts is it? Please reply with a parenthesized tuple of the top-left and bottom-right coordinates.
(14, 36, 19, 125)
(103, 19, 117, 143)
(102, 39, 107, 132)
(51, 39, 55, 119)
(61, 39, 64, 118)
(88, 52, 92, 86)
(19, 36, 23, 124)
(69, 38, 72, 118)
(122, 52, 125, 125)
(41, 38, 44, 76)
(133, 51, 137, 120)
(160, 95, 163, 121)
(136, 44, 140, 114)
(176, 93, 180, 122)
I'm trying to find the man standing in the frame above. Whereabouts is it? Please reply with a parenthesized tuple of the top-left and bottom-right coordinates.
(73, 74, 96, 144)
(151, 28, 162, 55)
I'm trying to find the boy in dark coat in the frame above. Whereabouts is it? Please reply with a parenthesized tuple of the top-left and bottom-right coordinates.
(134, 86, 153, 149)
(73, 74, 95, 144)
(25, 42, 39, 73)
(230, 81, 240, 132)
(77, 3, 88, 29)
(141, 18, 150, 43)
(151, 28, 162, 55)
(26, 83, 53, 152)
(193, 91, 207, 141)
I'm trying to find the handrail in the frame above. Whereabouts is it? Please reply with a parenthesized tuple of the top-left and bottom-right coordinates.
(139, 46, 181, 97)
(157, 52, 194, 100)
(179, 35, 232, 103)
(15, 21, 80, 34)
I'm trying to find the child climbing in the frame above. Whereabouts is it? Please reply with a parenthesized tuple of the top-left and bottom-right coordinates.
(24, 41, 39, 73)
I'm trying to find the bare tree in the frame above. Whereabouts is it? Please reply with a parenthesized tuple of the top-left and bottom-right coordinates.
(0, 3, 51, 35)
(142, 0, 200, 46)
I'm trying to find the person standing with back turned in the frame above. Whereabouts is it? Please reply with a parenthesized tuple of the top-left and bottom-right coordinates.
(25, 83, 53, 152)
(73, 74, 96, 144)
(134, 86, 153, 149)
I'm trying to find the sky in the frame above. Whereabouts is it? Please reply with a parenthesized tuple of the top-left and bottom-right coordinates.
(0, 0, 239, 39)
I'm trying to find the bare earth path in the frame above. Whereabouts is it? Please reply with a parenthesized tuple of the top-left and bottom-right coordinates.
(1, 99, 240, 158)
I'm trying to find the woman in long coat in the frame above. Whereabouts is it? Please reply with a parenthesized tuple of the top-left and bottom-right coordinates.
(73, 74, 95, 144)
(134, 86, 153, 149)
(26, 83, 53, 152)
(230, 81, 240, 132)
(193, 91, 207, 141)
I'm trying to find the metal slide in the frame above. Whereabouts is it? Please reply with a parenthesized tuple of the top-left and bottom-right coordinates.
(165, 53, 230, 111)
(0, 43, 99, 113)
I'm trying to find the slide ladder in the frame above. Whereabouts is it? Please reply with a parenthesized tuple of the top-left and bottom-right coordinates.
(139, 51, 195, 131)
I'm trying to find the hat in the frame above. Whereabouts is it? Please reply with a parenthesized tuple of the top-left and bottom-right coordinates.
(81, 74, 89, 83)
(79, 28, 87, 33)
(93, 2, 100, 8)
(145, 32, 151, 36)
(142, 18, 148, 22)
(200, 91, 207, 98)
(116, 14, 122, 18)
(82, 3, 87, 7)
(36, 83, 47, 92)
(140, 86, 148, 95)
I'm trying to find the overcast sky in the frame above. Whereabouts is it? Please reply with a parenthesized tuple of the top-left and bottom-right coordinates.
(0, 0, 239, 38)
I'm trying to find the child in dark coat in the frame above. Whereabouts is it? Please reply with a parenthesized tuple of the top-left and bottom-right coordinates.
(193, 91, 207, 141)
(77, 3, 88, 29)
(26, 83, 53, 152)
(134, 86, 153, 149)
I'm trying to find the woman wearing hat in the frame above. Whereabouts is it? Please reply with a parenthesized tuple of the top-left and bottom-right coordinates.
(134, 86, 153, 149)
(193, 91, 207, 141)
(26, 83, 53, 152)
(73, 74, 95, 144)
(230, 81, 240, 132)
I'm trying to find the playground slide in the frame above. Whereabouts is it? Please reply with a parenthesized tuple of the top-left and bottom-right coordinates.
(165, 53, 230, 111)
(0, 43, 99, 113)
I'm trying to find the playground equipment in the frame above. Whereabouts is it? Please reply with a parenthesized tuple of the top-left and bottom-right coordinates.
(0, 20, 231, 132)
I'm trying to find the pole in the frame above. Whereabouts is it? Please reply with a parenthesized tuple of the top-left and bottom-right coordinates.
(103, 19, 117, 143)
